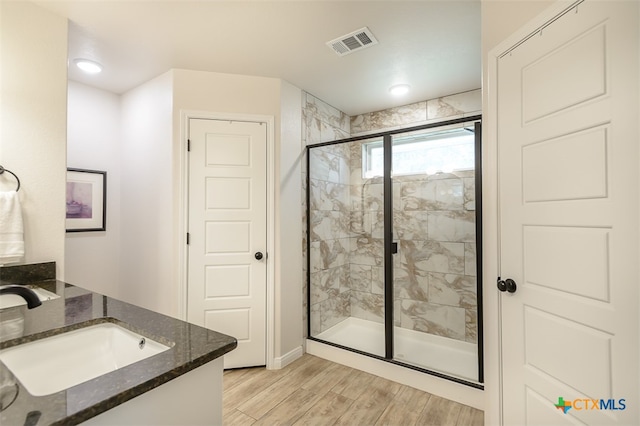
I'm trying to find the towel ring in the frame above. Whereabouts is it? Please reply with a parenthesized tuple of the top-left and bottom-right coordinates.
(0, 165, 20, 192)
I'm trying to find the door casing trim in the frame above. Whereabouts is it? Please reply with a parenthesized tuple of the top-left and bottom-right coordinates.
(179, 110, 276, 370)
(484, 1, 581, 424)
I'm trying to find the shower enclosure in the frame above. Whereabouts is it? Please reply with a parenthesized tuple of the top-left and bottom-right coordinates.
(307, 116, 483, 386)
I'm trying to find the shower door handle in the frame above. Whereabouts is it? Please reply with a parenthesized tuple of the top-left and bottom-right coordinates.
(391, 242, 398, 254)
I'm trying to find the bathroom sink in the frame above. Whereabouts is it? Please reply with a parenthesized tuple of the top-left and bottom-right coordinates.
(0, 322, 171, 396)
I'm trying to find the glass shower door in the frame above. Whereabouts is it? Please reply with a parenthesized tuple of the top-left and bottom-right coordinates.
(390, 125, 481, 382)
(308, 137, 386, 358)
(307, 117, 483, 386)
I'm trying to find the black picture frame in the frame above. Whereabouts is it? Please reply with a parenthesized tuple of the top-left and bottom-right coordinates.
(66, 168, 107, 232)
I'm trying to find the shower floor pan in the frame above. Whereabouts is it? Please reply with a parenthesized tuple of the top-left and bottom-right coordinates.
(315, 317, 478, 382)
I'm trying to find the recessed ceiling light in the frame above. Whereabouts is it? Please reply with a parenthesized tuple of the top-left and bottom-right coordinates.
(74, 59, 103, 74)
(389, 84, 410, 96)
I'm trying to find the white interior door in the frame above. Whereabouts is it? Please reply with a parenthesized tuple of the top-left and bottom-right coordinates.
(188, 118, 267, 369)
(498, 1, 638, 424)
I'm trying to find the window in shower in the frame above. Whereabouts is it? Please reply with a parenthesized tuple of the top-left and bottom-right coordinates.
(362, 128, 475, 178)
(307, 116, 483, 388)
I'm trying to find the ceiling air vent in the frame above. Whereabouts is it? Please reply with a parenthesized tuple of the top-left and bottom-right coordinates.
(327, 27, 378, 57)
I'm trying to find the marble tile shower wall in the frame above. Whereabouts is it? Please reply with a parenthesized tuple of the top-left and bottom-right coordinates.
(302, 93, 350, 337)
(347, 147, 478, 344)
(303, 89, 481, 344)
(308, 143, 353, 335)
(395, 172, 477, 344)
(350, 89, 481, 136)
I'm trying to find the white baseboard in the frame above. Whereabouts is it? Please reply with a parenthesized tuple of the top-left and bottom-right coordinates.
(306, 339, 484, 410)
(271, 345, 303, 369)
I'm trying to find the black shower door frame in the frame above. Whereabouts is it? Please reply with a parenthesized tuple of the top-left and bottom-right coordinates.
(306, 115, 483, 389)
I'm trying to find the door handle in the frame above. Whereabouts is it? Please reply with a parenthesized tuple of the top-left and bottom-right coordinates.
(497, 277, 517, 293)
(391, 242, 398, 254)
(255, 252, 264, 260)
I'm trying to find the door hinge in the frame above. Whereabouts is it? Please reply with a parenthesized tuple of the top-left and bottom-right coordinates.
(186, 233, 190, 245)
(187, 139, 191, 152)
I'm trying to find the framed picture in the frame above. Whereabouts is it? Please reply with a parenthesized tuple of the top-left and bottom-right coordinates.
(66, 168, 106, 232)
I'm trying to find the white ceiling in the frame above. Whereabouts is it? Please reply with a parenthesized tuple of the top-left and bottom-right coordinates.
(37, 0, 481, 116)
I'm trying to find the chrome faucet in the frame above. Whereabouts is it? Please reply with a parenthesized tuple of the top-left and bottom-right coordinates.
(0, 285, 42, 309)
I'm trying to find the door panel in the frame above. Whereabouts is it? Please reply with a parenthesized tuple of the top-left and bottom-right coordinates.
(498, 1, 638, 424)
(521, 24, 606, 123)
(206, 178, 251, 209)
(521, 127, 608, 202)
(188, 119, 267, 369)
(523, 225, 610, 301)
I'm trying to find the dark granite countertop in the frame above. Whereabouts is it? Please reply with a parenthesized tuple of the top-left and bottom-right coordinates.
(0, 270, 237, 425)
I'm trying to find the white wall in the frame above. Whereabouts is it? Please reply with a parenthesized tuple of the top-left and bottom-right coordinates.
(64, 67, 304, 363)
(119, 72, 174, 314)
(171, 70, 282, 320)
(172, 69, 303, 360)
(65, 81, 121, 297)
(277, 80, 303, 359)
(0, 1, 68, 277)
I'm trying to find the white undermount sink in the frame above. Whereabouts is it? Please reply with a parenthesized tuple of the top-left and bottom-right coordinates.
(0, 322, 171, 396)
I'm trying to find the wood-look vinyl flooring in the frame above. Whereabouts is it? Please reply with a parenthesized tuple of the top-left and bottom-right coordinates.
(223, 354, 483, 426)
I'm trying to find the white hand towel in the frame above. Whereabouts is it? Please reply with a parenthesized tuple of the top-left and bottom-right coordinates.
(0, 191, 24, 265)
